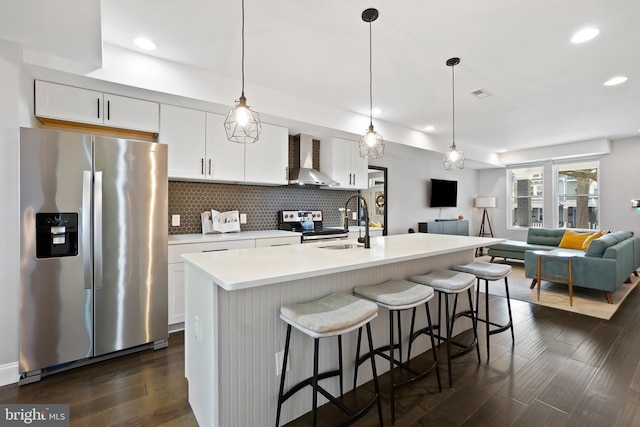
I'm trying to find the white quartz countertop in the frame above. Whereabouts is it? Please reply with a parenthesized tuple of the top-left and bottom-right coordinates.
(182, 233, 504, 291)
(168, 230, 301, 245)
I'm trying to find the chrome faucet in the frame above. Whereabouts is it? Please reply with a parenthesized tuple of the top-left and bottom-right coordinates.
(344, 194, 370, 249)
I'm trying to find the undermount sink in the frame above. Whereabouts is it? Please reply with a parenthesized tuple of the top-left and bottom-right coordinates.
(318, 243, 363, 250)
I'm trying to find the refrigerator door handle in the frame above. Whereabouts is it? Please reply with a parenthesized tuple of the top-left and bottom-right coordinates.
(94, 171, 103, 290)
(82, 170, 93, 290)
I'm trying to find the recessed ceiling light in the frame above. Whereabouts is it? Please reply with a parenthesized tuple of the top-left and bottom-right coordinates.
(571, 27, 600, 44)
(603, 76, 628, 86)
(134, 37, 157, 50)
(424, 125, 435, 132)
(372, 107, 383, 115)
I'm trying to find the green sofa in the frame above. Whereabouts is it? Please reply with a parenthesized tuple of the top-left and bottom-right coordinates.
(488, 228, 640, 303)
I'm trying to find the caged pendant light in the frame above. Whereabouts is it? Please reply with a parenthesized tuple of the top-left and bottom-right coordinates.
(224, 0, 262, 144)
(443, 57, 465, 170)
(359, 8, 384, 159)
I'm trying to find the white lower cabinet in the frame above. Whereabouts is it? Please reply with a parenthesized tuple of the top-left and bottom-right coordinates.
(168, 262, 186, 325)
(168, 235, 300, 327)
(168, 239, 255, 327)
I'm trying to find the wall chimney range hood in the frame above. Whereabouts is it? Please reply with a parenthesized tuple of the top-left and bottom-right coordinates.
(288, 134, 339, 186)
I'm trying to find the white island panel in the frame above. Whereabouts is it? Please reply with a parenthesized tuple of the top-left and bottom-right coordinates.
(183, 233, 504, 426)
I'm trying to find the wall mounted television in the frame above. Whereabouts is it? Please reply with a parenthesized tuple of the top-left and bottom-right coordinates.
(430, 179, 458, 207)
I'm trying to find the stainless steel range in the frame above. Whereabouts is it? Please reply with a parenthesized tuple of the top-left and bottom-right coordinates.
(278, 210, 348, 242)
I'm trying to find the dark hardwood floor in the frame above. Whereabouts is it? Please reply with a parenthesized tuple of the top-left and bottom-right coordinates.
(3, 281, 640, 426)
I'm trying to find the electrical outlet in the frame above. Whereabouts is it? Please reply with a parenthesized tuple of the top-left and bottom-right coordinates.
(275, 350, 290, 376)
(240, 213, 247, 224)
(171, 214, 181, 226)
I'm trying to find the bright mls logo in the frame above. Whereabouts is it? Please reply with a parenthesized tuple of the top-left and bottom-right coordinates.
(1, 404, 69, 426)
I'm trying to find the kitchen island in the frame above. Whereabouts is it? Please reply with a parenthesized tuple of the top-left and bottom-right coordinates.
(182, 233, 503, 426)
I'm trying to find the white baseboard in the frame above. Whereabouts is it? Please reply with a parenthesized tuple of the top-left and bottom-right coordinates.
(0, 361, 18, 387)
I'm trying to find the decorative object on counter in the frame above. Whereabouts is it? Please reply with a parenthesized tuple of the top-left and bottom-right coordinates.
(201, 209, 241, 234)
(224, 0, 262, 144)
(359, 8, 385, 159)
(443, 57, 465, 170)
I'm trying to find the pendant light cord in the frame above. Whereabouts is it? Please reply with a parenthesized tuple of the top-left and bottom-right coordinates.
(368, 21, 373, 127)
(451, 63, 456, 146)
(241, 0, 245, 97)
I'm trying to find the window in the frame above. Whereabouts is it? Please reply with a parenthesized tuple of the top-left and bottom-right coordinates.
(555, 160, 599, 229)
(508, 165, 544, 228)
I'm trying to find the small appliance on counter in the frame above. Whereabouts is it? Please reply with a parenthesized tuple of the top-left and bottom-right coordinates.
(278, 210, 348, 242)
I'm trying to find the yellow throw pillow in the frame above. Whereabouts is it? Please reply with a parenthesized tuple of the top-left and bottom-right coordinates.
(558, 230, 594, 250)
(581, 230, 607, 250)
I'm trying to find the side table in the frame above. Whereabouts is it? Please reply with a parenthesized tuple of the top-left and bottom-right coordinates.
(531, 250, 577, 306)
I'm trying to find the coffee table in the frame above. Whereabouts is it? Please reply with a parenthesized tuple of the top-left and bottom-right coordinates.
(531, 249, 578, 306)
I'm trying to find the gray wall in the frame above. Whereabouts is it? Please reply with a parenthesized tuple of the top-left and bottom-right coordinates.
(370, 142, 481, 235)
(0, 41, 23, 379)
(475, 137, 640, 241)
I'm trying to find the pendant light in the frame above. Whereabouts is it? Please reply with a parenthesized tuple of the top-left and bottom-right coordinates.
(359, 8, 384, 159)
(443, 57, 465, 169)
(224, 0, 261, 144)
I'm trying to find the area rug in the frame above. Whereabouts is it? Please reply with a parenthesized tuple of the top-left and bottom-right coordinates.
(475, 256, 640, 320)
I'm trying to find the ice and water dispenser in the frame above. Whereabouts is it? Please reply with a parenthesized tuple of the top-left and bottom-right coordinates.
(35, 213, 78, 258)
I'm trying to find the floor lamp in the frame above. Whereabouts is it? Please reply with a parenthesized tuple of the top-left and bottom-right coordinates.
(475, 197, 496, 257)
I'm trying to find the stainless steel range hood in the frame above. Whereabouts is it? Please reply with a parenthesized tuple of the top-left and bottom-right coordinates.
(289, 134, 339, 186)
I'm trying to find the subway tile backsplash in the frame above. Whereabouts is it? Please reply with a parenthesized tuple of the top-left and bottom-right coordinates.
(168, 181, 360, 235)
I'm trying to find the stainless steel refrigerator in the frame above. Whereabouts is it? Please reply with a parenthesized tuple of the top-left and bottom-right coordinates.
(19, 127, 168, 384)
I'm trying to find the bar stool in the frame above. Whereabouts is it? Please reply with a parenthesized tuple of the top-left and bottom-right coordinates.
(408, 270, 480, 387)
(453, 261, 514, 360)
(276, 293, 383, 427)
(353, 279, 441, 424)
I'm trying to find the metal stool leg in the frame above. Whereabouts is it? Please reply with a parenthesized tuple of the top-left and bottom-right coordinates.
(504, 277, 515, 345)
(365, 323, 384, 427)
(485, 279, 490, 360)
(312, 338, 319, 427)
(276, 324, 292, 427)
(424, 302, 442, 392)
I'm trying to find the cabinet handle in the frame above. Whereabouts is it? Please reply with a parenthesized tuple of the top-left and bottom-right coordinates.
(208, 159, 212, 175)
(201, 158, 204, 175)
(285, 166, 289, 180)
(202, 248, 228, 252)
(97, 98, 100, 118)
(107, 100, 110, 120)
(352, 173, 355, 185)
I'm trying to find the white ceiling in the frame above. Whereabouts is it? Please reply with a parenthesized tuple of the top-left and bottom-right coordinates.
(2, 0, 640, 160)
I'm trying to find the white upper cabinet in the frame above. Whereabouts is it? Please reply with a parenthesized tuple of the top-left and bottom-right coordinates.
(160, 104, 207, 180)
(162, 106, 288, 185)
(207, 112, 288, 185)
(320, 137, 368, 190)
(35, 80, 159, 134)
(206, 112, 245, 182)
(244, 122, 288, 185)
(102, 93, 159, 133)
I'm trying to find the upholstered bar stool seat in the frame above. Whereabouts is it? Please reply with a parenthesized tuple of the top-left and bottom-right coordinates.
(454, 261, 514, 360)
(353, 279, 441, 423)
(408, 270, 480, 387)
(276, 293, 383, 427)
